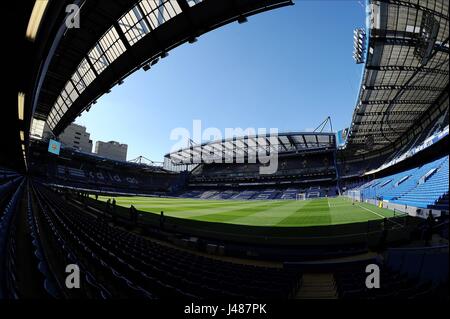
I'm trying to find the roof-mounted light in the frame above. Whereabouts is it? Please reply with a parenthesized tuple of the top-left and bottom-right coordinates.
(18, 92, 25, 121)
(26, 0, 49, 41)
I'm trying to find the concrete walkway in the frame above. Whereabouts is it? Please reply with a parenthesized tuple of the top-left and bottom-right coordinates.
(295, 273, 338, 299)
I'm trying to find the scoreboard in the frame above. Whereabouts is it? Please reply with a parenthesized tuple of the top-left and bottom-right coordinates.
(48, 139, 61, 155)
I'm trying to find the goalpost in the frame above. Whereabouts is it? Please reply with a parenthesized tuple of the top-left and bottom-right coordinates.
(347, 189, 362, 203)
(296, 193, 306, 201)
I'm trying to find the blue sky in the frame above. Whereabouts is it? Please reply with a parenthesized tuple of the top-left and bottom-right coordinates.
(76, 0, 366, 162)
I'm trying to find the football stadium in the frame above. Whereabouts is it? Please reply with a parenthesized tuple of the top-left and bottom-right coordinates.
(2, 0, 449, 306)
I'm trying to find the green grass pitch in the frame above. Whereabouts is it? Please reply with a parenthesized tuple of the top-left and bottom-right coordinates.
(96, 196, 398, 227)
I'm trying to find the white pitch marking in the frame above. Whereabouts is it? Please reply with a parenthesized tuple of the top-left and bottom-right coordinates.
(356, 204, 386, 219)
(356, 204, 403, 227)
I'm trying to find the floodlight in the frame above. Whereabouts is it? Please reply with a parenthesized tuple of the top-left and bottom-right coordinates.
(18, 92, 25, 121)
(353, 28, 366, 64)
(26, 0, 49, 41)
(150, 58, 160, 66)
(237, 16, 248, 24)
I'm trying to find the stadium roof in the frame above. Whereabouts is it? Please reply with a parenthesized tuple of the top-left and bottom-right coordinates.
(30, 0, 294, 136)
(165, 132, 336, 164)
(346, 0, 449, 157)
(4, 1, 46, 170)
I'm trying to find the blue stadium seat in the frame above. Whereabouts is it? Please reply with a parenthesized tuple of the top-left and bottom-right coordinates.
(355, 156, 449, 209)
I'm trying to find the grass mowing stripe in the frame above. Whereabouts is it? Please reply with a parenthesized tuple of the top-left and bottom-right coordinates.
(131, 201, 253, 210)
(99, 196, 265, 214)
(185, 200, 290, 222)
(136, 200, 281, 219)
(276, 199, 332, 227)
(229, 201, 307, 226)
(94, 196, 399, 227)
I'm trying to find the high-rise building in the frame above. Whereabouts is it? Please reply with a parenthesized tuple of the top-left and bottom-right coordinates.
(95, 140, 128, 162)
(58, 123, 93, 153)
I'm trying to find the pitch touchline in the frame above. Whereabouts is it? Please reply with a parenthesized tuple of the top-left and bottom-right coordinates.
(356, 204, 403, 227)
(357, 204, 387, 219)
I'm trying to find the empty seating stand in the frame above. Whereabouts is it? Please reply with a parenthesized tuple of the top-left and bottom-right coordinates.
(232, 191, 258, 200)
(280, 189, 300, 200)
(254, 190, 280, 200)
(386, 247, 448, 284)
(354, 156, 449, 209)
(334, 257, 447, 300)
(24, 183, 301, 299)
(396, 157, 449, 208)
(0, 177, 25, 298)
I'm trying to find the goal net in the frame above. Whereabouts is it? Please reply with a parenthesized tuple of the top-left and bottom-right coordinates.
(296, 193, 306, 201)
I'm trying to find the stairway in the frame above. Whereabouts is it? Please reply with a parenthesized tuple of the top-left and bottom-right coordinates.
(295, 273, 338, 299)
(430, 192, 449, 210)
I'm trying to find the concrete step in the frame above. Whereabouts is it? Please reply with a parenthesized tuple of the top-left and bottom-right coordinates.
(296, 273, 338, 299)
